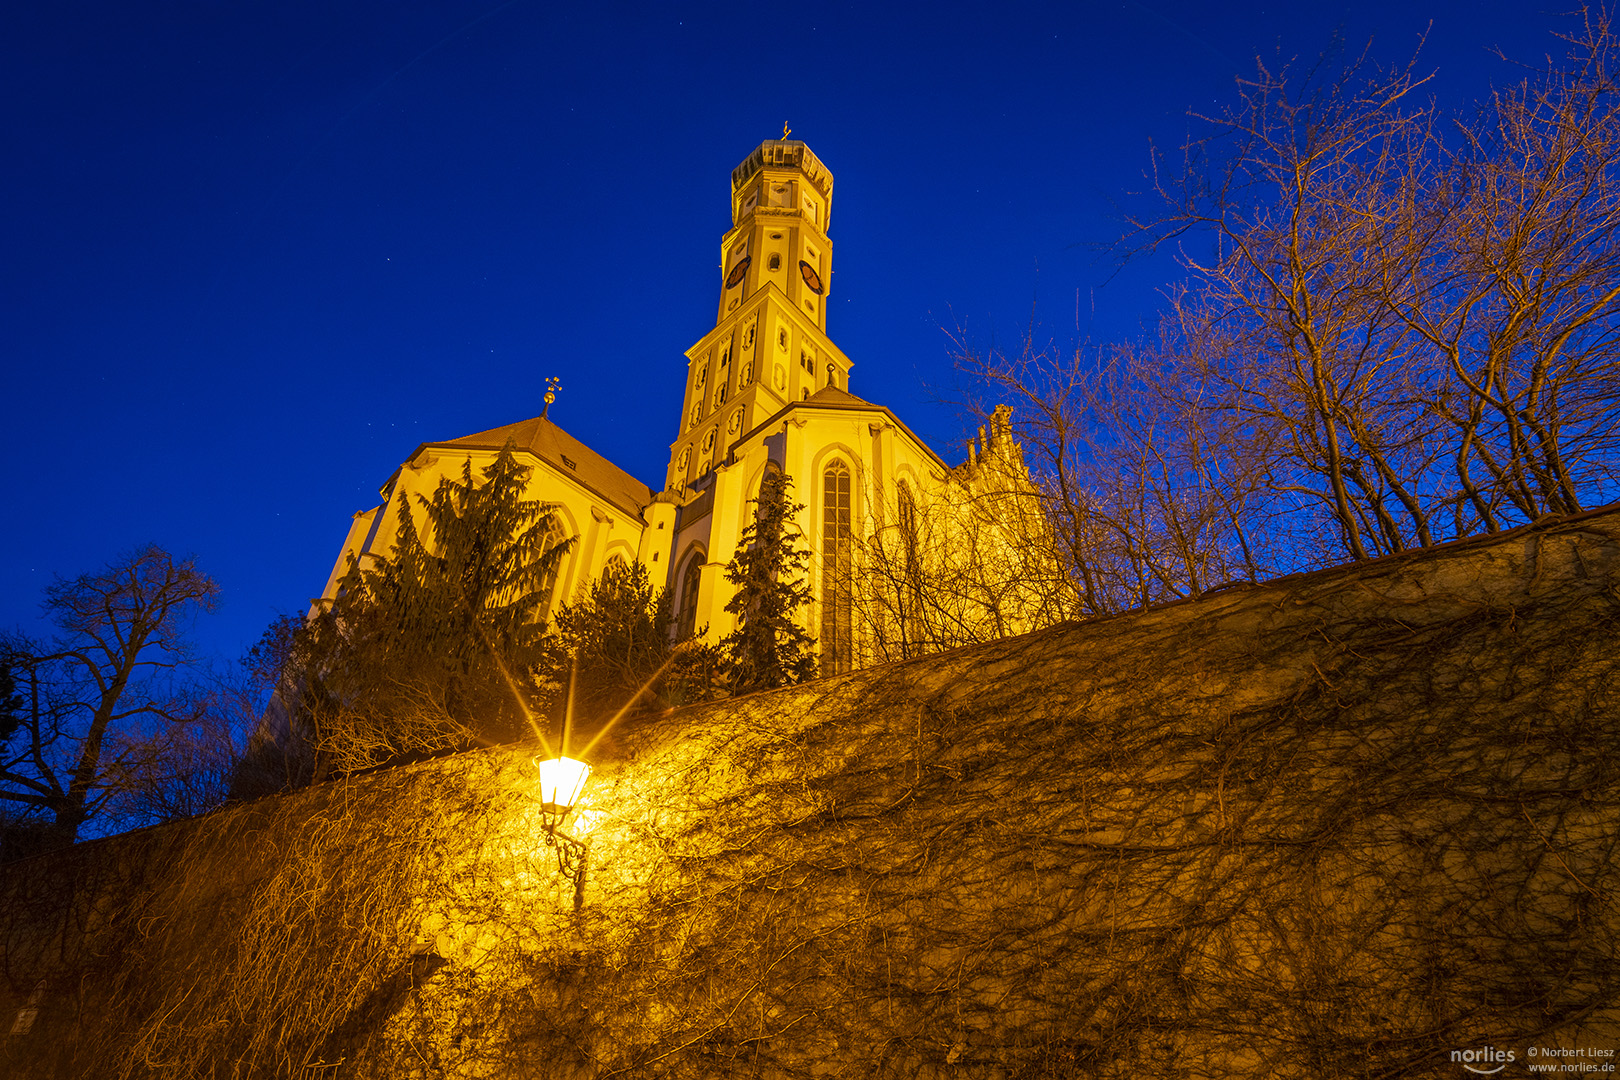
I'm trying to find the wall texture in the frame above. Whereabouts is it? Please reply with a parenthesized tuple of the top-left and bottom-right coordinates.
(3, 511, 1619, 1078)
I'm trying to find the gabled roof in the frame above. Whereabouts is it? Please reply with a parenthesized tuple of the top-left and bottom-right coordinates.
(411, 414, 655, 518)
(734, 384, 950, 471)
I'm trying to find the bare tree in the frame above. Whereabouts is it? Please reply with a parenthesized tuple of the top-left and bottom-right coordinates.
(0, 546, 220, 852)
(950, 339, 1275, 616)
(1127, 19, 1620, 562)
(948, 15, 1620, 611)
(859, 406, 1080, 661)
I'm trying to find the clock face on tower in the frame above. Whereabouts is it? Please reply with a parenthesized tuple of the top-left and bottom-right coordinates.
(726, 256, 751, 289)
(798, 260, 824, 295)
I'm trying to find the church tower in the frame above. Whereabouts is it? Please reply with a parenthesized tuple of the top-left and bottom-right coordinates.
(665, 139, 855, 493)
(322, 134, 1045, 684)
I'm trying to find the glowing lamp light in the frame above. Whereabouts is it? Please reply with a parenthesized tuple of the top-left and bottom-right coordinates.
(535, 756, 592, 818)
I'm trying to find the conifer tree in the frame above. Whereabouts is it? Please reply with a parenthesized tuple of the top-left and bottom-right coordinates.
(551, 559, 674, 725)
(292, 440, 570, 773)
(720, 471, 817, 692)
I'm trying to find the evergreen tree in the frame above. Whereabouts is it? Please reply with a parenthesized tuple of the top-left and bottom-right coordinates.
(720, 471, 817, 692)
(550, 560, 727, 733)
(292, 440, 570, 773)
(552, 559, 673, 725)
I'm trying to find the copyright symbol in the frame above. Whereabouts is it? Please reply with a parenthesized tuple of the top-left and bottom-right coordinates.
(1530, 1047, 1537, 1058)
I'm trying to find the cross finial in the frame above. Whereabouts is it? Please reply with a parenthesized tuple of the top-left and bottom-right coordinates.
(782, 122, 791, 140)
(542, 375, 561, 418)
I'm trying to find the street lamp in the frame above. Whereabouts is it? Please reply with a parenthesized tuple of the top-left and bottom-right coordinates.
(534, 755, 592, 911)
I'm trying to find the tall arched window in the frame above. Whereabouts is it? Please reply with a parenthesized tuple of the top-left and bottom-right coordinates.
(677, 552, 704, 640)
(896, 480, 922, 653)
(821, 461, 853, 674)
(535, 516, 568, 620)
(897, 481, 918, 577)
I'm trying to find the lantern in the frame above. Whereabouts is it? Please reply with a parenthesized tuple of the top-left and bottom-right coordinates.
(535, 756, 592, 819)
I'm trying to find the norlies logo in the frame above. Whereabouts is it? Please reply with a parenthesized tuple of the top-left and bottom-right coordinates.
(1453, 1046, 1517, 1074)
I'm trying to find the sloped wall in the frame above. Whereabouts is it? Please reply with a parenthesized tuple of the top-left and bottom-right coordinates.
(3, 513, 1619, 1078)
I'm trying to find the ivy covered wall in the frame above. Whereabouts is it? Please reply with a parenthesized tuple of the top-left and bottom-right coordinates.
(3, 511, 1618, 1078)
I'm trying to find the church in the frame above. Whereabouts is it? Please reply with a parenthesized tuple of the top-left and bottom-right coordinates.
(320, 137, 1045, 675)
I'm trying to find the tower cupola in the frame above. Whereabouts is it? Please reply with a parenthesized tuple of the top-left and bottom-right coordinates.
(717, 140, 835, 329)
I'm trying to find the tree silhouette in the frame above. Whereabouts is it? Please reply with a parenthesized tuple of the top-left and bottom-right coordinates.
(0, 546, 219, 851)
(721, 471, 816, 692)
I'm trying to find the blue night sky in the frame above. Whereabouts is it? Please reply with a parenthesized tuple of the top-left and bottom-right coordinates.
(0, 1, 1572, 663)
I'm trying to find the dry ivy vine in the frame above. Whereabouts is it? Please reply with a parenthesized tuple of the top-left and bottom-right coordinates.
(1, 516, 1617, 1079)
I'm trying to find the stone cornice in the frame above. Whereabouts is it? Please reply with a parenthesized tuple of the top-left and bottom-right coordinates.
(731, 140, 833, 202)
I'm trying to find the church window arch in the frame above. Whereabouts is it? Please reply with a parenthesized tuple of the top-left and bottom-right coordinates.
(534, 515, 570, 621)
(603, 553, 628, 577)
(894, 481, 924, 656)
(768, 253, 781, 271)
(677, 551, 704, 640)
(898, 481, 918, 549)
(821, 460, 853, 675)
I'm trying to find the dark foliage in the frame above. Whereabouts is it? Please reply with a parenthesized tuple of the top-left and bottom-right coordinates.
(284, 441, 570, 775)
(549, 559, 724, 734)
(720, 471, 817, 692)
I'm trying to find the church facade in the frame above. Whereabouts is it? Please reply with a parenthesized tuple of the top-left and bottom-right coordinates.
(320, 138, 1046, 675)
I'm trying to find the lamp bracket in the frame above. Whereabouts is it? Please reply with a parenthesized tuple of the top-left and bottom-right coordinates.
(542, 825, 589, 911)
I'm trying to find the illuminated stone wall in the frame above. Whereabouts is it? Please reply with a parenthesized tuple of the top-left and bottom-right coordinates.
(3, 510, 1618, 1078)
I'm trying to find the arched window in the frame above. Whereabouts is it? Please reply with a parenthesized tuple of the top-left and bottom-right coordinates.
(535, 516, 569, 620)
(821, 461, 853, 674)
(897, 481, 918, 571)
(603, 553, 628, 578)
(895, 480, 922, 652)
(677, 552, 703, 640)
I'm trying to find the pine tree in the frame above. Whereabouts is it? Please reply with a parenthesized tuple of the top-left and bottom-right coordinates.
(720, 471, 817, 692)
